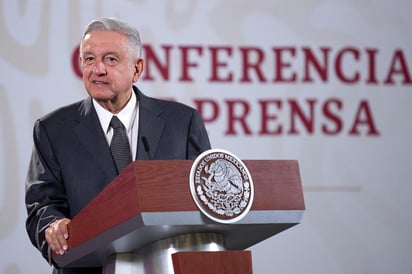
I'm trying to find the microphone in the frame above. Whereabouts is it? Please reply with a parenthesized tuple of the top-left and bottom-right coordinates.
(189, 136, 201, 154)
(142, 136, 151, 160)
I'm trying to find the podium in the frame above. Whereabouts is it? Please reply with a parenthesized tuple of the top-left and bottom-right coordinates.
(53, 159, 305, 273)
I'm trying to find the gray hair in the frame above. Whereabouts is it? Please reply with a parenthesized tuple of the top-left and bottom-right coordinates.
(80, 17, 143, 60)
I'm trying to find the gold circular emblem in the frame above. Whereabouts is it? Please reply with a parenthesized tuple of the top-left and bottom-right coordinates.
(189, 149, 254, 224)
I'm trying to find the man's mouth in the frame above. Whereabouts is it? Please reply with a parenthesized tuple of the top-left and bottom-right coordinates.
(92, 80, 109, 85)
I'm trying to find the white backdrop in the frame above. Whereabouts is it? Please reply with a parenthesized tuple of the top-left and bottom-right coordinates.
(1, 0, 411, 273)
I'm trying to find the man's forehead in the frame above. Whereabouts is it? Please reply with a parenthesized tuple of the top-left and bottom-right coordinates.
(82, 31, 127, 52)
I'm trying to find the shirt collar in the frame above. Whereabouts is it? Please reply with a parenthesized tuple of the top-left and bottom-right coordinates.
(93, 91, 137, 133)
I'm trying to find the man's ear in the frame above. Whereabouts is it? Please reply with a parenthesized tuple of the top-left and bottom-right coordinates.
(133, 58, 145, 82)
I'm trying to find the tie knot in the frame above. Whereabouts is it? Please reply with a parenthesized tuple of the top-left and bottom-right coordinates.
(110, 116, 125, 130)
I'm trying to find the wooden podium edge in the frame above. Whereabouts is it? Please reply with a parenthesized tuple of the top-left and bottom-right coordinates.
(53, 159, 305, 268)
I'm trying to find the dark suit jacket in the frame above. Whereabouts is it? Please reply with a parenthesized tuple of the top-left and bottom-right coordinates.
(25, 86, 211, 273)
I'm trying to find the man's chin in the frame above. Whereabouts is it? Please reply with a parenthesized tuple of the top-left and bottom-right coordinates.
(86, 89, 115, 100)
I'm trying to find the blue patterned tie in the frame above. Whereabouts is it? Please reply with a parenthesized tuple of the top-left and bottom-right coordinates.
(110, 116, 132, 173)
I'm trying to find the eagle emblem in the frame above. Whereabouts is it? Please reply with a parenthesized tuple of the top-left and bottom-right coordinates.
(189, 149, 254, 223)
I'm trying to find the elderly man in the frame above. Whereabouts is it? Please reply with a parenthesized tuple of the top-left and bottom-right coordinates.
(25, 17, 211, 274)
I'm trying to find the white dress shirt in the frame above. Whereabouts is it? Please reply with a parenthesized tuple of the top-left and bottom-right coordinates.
(93, 91, 139, 160)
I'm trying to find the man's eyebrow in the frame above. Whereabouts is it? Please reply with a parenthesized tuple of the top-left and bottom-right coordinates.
(82, 51, 120, 56)
(82, 51, 94, 56)
(103, 51, 120, 56)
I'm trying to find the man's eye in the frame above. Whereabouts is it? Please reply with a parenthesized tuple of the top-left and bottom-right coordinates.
(83, 57, 94, 64)
(105, 56, 118, 64)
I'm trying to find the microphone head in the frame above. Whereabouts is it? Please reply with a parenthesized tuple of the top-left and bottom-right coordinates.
(141, 136, 151, 160)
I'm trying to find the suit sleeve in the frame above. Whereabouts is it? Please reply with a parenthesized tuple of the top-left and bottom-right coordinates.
(25, 119, 69, 265)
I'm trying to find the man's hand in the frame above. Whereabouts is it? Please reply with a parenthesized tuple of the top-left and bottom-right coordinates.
(45, 218, 71, 255)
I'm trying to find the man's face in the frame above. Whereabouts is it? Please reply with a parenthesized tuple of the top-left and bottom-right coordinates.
(80, 31, 143, 109)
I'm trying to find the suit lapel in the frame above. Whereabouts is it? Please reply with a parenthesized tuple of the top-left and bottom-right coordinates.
(136, 90, 165, 160)
(74, 98, 118, 178)
(71, 90, 166, 166)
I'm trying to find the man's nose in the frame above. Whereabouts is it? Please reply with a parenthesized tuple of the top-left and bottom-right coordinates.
(92, 61, 107, 75)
